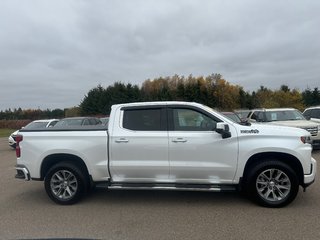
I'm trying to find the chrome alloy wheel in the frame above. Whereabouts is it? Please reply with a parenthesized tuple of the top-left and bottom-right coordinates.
(256, 168, 291, 202)
(50, 170, 78, 200)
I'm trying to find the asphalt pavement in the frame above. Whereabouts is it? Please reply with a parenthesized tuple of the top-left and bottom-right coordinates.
(0, 137, 320, 240)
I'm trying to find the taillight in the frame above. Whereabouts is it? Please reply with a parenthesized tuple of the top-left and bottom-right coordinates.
(16, 135, 23, 158)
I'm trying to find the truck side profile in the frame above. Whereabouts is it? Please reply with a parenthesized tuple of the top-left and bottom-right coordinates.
(15, 102, 317, 207)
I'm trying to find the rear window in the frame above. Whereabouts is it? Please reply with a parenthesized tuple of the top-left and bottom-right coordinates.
(24, 121, 49, 129)
(123, 108, 162, 131)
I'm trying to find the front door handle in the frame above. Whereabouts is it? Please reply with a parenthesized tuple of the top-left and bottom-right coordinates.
(172, 138, 187, 143)
(115, 138, 129, 143)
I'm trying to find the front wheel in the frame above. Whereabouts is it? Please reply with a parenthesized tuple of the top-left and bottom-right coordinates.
(246, 161, 299, 208)
(44, 162, 87, 205)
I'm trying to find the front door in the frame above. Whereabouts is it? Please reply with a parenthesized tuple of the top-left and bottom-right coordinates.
(168, 107, 238, 184)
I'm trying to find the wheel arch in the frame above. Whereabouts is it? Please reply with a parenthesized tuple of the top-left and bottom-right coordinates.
(40, 153, 90, 182)
(242, 152, 304, 186)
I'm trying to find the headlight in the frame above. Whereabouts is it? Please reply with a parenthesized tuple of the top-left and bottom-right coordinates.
(301, 136, 312, 144)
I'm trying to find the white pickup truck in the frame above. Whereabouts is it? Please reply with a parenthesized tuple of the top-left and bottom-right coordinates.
(15, 102, 316, 207)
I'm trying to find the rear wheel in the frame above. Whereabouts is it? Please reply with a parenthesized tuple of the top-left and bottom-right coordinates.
(246, 161, 299, 207)
(44, 162, 87, 205)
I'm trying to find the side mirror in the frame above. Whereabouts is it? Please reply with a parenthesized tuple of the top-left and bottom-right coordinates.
(216, 122, 231, 139)
(240, 118, 251, 126)
(305, 116, 311, 120)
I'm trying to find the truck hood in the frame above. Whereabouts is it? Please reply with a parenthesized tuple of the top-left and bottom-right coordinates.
(266, 120, 318, 128)
(236, 123, 310, 137)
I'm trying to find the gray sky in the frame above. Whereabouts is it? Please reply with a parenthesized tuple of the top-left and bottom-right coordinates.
(0, 0, 319, 110)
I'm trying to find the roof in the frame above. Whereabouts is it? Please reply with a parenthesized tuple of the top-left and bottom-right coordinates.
(113, 101, 199, 107)
(305, 106, 320, 110)
(61, 117, 98, 120)
(32, 119, 59, 123)
(251, 108, 297, 112)
(221, 112, 235, 115)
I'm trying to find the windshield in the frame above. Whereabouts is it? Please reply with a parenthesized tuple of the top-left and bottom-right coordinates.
(222, 113, 241, 123)
(235, 110, 250, 119)
(265, 110, 305, 122)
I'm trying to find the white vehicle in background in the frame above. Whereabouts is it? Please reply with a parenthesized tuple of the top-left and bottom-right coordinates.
(8, 119, 59, 149)
(234, 109, 250, 121)
(303, 106, 320, 123)
(100, 117, 110, 126)
(247, 108, 320, 149)
(53, 117, 101, 127)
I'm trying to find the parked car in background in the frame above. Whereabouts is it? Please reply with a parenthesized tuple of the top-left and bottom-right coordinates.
(53, 117, 102, 128)
(100, 117, 110, 126)
(221, 112, 251, 125)
(234, 109, 250, 121)
(247, 108, 320, 149)
(8, 119, 59, 148)
(303, 106, 320, 123)
(221, 112, 242, 124)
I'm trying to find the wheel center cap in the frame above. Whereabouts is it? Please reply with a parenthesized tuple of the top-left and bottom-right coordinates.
(269, 181, 275, 187)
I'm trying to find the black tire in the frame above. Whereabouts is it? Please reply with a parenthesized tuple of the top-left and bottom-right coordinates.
(245, 160, 299, 208)
(44, 162, 88, 205)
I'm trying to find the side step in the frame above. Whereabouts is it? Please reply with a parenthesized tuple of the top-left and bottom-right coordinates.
(101, 182, 237, 192)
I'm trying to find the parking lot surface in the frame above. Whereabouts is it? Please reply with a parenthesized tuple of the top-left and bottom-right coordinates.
(0, 137, 320, 240)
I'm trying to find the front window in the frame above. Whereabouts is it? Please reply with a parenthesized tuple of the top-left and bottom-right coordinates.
(303, 109, 312, 119)
(311, 109, 320, 118)
(250, 111, 262, 121)
(172, 108, 216, 131)
(48, 121, 58, 127)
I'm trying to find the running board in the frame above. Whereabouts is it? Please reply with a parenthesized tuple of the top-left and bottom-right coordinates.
(104, 183, 237, 192)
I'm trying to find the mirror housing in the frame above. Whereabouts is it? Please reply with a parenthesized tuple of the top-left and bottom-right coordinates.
(216, 122, 231, 139)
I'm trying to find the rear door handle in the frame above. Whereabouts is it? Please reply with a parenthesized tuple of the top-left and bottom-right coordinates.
(172, 138, 187, 143)
(115, 138, 129, 143)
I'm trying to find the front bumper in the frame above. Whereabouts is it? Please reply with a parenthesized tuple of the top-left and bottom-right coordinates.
(15, 165, 30, 181)
(312, 139, 320, 149)
(303, 157, 317, 188)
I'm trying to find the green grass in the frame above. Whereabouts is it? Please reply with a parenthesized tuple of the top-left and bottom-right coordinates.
(0, 129, 15, 138)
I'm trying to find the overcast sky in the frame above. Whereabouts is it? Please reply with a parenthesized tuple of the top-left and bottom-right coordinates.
(0, 0, 319, 110)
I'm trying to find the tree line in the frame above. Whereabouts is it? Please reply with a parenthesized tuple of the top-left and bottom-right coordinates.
(80, 74, 320, 115)
(1, 73, 320, 120)
(0, 108, 64, 120)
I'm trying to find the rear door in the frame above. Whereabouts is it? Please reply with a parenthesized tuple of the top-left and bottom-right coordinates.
(109, 106, 169, 182)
